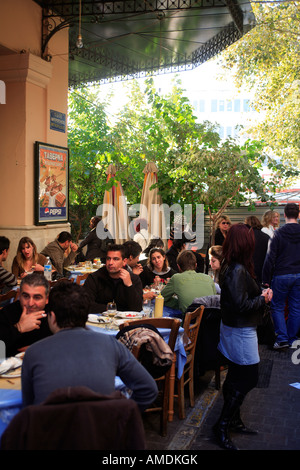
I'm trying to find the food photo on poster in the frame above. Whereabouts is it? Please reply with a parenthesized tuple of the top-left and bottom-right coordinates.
(34, 142, 69, 224)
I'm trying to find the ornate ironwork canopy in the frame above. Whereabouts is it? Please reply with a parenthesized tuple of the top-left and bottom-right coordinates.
(34, 0, 255, 87)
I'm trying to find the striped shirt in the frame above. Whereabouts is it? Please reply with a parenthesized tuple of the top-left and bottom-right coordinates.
(0, 265, 17, 293)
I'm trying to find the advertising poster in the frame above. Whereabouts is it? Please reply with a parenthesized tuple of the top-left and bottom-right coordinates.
(35, 142, 69, 224)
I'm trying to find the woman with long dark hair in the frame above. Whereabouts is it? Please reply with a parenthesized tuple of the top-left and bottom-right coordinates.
(213, 223, 272, 450)
(140, 248, 176, 287)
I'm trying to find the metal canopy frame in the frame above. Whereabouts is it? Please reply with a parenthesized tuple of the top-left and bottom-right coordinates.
(34, 0, 255, 87)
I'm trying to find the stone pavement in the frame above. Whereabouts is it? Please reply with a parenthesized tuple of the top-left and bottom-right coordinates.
(144, 343, 300, 451)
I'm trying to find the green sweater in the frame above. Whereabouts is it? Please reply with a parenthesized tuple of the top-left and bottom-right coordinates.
(161, 270, 216, 313)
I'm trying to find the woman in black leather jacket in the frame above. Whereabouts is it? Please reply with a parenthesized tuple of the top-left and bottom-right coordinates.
(213, 223, 272, 450)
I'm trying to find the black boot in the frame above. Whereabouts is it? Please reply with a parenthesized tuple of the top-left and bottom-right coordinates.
(230, 408, 258, 435)
(212, 390, 241, 450)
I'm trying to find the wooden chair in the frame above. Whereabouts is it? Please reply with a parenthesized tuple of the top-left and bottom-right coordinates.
(0, 289, 18, 307)
(119, 317, 181, 436)
(76, 273, 90, 285)
(176, 306, 204, 419)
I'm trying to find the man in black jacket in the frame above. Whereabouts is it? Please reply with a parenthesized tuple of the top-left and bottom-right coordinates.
(83, 244, 143, 313)
(0, 273, 51, 357)
(262, 203, 300, 349)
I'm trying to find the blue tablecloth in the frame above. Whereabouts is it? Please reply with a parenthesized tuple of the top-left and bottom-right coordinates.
(0, 389, 22, 439)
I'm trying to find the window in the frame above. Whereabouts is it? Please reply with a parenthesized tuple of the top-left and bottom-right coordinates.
(227, 100, 232, 111)
(211, 99, 218, 112)
(234, 99, 240, 112)
(243, 99, 250, 112)
(219, 100, 224, 112)
(199, 99, 205, 112)
(226, 127, 232, 137)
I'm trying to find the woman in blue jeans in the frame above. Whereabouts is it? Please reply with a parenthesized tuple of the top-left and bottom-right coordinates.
(213, 223, 272, 450)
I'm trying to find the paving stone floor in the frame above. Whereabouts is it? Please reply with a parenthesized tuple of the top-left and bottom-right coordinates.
(143, 344, 300, 452)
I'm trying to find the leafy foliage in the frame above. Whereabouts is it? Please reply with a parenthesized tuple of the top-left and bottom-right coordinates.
(68, 76, 298, 240)
(219, 2, 300, 164)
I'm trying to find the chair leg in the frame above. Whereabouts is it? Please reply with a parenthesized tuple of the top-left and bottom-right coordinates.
(161, 384, 169, 436)
(189, 368, 195, 408)
(178, 376, 185, 420)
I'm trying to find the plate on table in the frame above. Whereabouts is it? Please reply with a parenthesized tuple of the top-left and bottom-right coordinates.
(0, 357, 22, 378)
(88, 314, 110, 324)
(0, 368, 22, 378)
(115, 312, 143, 319)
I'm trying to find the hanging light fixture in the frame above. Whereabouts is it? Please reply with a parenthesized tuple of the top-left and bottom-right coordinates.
(76, 0, 83, 48)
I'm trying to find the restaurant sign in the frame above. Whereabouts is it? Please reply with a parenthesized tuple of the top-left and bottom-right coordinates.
(50, 110, 66, 133)
(34, 142, 69, 225)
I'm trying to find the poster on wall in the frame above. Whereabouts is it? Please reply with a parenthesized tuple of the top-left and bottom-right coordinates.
(34, 141, 69, 225)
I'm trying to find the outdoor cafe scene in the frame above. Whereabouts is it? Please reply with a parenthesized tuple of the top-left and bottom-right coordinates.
(1, 156, 300, 451)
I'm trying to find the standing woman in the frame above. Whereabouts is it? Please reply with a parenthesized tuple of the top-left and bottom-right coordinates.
(261, 210, 280, 238)
(213, 223, 272, 450)
(205, 215, 231, 274)
(208, 245, 222, 293)
(214, 215, 232, 245)
(12, 237, 46, 279)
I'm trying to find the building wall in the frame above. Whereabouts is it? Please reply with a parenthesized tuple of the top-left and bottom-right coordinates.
(0, 0, 70, 269)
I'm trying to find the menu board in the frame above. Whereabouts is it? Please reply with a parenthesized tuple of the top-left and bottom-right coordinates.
(34, 142, 69, 224)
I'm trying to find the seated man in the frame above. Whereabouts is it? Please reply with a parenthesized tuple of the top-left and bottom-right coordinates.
(21, 282, 158, 411)
(41, 231, 78, 275)
(161, 250, 216, 316)
(0, 273, 51, 357)
(83, 244, 143, 313)
(123, 240, 143, 276)
(123, 240, 156, 302)
(0, 236, 17, 294)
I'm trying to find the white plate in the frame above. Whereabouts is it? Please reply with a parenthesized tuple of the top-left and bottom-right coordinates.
(88, 314, 110, 324)
(0, 368, 21, 378)
(115, 312, 143, 319)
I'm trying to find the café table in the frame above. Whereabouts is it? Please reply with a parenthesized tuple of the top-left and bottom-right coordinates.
(86, 314, 187, 422)
(0, 376, 22, 440)
(65, 264, 101, 283)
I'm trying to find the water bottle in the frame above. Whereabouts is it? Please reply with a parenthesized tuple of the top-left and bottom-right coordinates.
(44, 257, 52, 281)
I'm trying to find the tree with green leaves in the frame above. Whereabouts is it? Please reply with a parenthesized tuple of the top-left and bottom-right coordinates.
(68, 87, 113, 240)
(68, 77, 298, 243)
(219, 2, 300, 165)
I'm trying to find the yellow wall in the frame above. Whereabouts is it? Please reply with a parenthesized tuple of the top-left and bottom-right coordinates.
(0, 0, 70, 268)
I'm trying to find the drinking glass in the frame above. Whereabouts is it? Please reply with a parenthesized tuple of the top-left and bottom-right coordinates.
(85, 261, 92, 271)
(107, 301, 117, 317)
(142, 299, 152, 317)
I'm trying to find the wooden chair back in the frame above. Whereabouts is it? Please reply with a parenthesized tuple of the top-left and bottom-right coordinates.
(76, 273, 90, 285)
(119, 317, 181, 436)
(0, 289, 18, 305)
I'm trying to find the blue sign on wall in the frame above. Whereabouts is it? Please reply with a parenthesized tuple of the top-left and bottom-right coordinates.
(50, 110, 66, 133)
